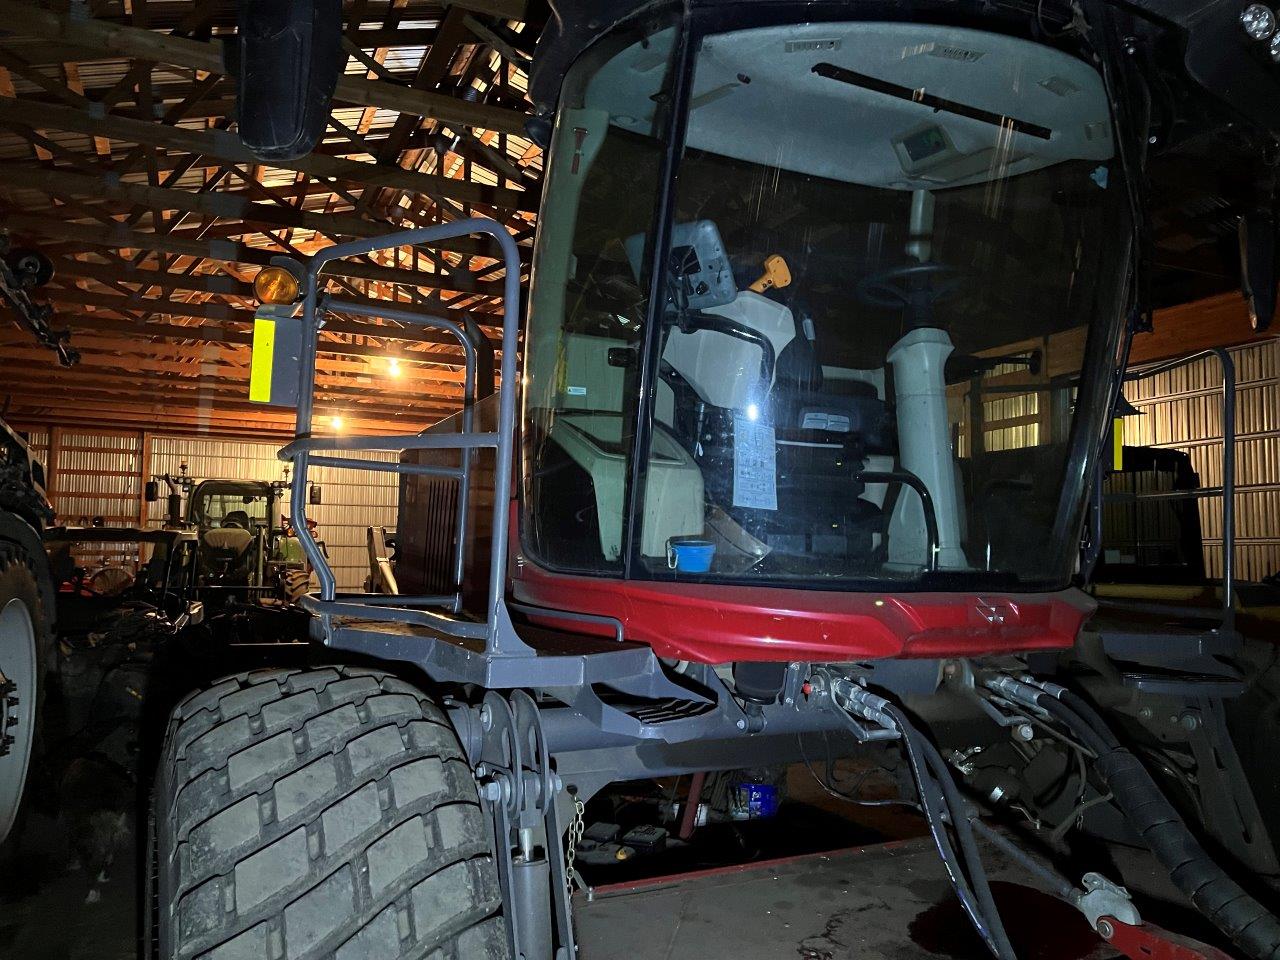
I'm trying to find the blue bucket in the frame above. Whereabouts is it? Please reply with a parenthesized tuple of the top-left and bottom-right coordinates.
(667, 537, 716, 573)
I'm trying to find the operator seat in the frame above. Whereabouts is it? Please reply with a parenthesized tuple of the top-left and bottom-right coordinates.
(201, 515, 254, 580)
(698, 298, 891, 571)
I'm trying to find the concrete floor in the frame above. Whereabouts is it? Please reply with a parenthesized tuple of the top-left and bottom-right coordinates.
(575, 837, 1118, 960)
(1, 809, 137, 960)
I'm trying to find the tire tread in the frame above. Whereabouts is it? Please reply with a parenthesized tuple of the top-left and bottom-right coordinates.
(157, 667, 507, 960)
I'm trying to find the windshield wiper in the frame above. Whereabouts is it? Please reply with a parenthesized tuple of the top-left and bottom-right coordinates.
(811, 62, 1053, 141)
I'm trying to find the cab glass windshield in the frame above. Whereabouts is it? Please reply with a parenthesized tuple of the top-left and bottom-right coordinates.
(523, 15, 1131, 591)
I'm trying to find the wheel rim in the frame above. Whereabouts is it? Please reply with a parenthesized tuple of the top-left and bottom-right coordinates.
(0, 596, 37, 842)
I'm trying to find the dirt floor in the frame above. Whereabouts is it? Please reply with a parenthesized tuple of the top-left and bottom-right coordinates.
(2, 807, 138, 960)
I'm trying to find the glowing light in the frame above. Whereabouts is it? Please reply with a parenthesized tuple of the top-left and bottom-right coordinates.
(1242, 3, 1276, 39)
(746, 403, 760, 421)
(330, 415, 344, 431)
(874, 599, 886, 608)
(254, 265, 299, 305)
(388, 357, 403, 378)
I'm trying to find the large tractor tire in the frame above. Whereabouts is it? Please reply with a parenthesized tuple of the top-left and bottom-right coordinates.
(0, 540, 54, 857)
(155, 667, 509, 960)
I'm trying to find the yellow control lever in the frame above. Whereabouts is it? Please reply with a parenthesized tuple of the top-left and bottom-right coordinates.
(749, 254, 792, 294)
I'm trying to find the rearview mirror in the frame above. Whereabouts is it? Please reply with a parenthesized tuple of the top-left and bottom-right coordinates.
(1239, 210, 1276, 332)
(144, 480, 159, 503)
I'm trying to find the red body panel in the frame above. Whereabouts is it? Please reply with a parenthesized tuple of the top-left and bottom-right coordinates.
(512, 552, 1095, 665)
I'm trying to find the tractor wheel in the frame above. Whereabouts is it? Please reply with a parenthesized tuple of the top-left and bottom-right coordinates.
(0, 540, 53, 862)
(154, 666, 509, 960)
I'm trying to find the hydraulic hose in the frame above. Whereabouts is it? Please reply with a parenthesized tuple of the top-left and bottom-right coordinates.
(917, 730, 1015, 960)
(995, 677, 1280, 960)
(880, 702, 1017, 960)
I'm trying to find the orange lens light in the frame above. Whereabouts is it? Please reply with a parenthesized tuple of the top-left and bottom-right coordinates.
(254, 266, 300, 305)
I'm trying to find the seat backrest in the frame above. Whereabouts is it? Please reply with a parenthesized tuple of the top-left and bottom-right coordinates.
(222, 510, 252, 530)
(201, 528, 253, 576)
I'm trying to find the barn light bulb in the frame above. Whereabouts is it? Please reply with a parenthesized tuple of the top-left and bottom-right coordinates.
(330, 415, 344, 430)
(389, 358, 403, 378)
(1241, 3, 1276, 40)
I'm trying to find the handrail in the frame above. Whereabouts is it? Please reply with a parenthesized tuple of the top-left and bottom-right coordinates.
(1120, 348, 1236, 631)
(281, 218, 522, 647)
(858, 468, 940, 572)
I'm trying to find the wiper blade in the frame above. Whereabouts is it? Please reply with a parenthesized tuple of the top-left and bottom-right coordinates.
(811, 62, 1053, 141)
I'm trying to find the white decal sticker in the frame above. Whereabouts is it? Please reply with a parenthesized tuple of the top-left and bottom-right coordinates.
(733, 414, 777, 511)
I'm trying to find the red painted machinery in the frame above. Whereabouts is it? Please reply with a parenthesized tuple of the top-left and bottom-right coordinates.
(148, 2, 1280, 960)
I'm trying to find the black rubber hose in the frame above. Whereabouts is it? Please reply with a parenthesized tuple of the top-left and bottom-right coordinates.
(1055, 688, 1121, 749)
(882, 704, 1016, 960)
(1033, 690, 1280, 960)
(917, 730, 1017, 960)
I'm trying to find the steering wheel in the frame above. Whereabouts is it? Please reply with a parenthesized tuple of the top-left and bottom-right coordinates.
(856, 261, 966, 310)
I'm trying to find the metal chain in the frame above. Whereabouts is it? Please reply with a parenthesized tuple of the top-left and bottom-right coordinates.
(565, 796, 586, 898)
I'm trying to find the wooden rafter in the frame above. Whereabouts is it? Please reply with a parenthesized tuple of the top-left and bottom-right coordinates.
(0, 0, 539, 435)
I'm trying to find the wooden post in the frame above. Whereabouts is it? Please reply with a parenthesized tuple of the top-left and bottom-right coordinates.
(46, 426, 62, 519)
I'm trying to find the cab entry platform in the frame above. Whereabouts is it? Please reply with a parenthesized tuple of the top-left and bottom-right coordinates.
(574, 835, 1214, 960)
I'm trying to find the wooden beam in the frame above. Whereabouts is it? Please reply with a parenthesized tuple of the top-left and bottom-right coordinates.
(0, 340, 471, 396)
(7, 401, 439, 439)
(0, 96, 535, 213)
(32, 311, 495, 361)
(51, 258, 254, 298)
(1, 161, 421, 241)
(0, 328, 472, 374)
(3, 211, 525, 284)
(0, 1, 528, 134)
(359, 7, 473, 213)
(41, 285, 505, 343)
(0, 357, 468, 405)
(1132, 292, 1279, 366)
(8, 410, 428, 441)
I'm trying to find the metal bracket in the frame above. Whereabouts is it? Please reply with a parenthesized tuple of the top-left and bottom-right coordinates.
(475, 691, 577, 960)
(1073, 872, 1141, 930)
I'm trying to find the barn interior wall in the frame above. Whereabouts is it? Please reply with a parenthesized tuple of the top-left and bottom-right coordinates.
(14, 426, 397, 591)
(1121, 339, 1280, 581)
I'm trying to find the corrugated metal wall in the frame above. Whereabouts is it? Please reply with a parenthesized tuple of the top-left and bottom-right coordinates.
(1122, 339, 1280, 582)
(146, 436, 398, 591)
(17, 428, 146, 569)
(10, 426, 395, 591)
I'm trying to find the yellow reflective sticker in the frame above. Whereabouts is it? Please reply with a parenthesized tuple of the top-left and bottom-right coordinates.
(1113, 416, 1124, 471)
(250, 317, 275, 402)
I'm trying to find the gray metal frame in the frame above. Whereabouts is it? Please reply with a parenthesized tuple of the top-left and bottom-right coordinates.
(272, 219, 800, 742)
(280, 218, 519, 637)
(1102, 348, 1238, 631)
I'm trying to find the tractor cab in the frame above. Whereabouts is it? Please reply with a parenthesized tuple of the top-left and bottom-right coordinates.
(146, 474, 313, 603)
(186, 479, 281, 585)
(508, 10, 1138, 658)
